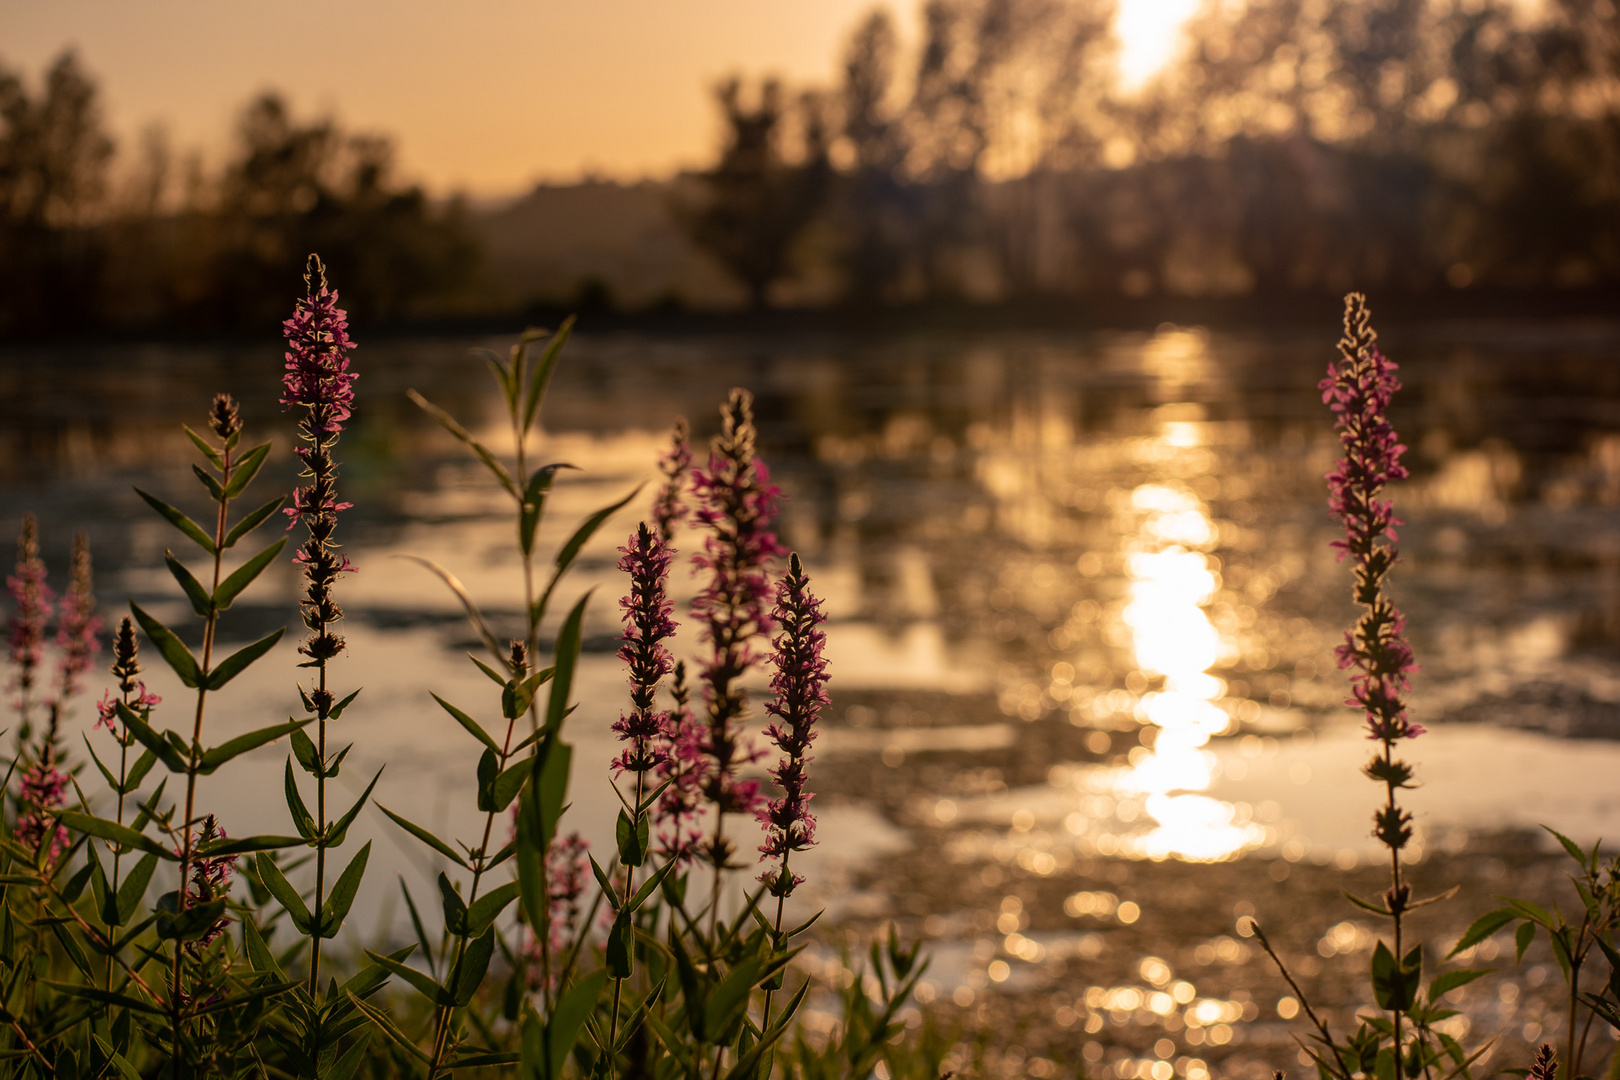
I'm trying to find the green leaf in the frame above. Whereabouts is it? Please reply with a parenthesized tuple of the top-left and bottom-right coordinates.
(452, 929, 496, 1006)
(213, 537, 287, 610)
(545, 968, 608, 1080)
(327, 766, 383, 847)
(721, 981, 810, 1080)
(319, 842, 372, 938)
(1448, 908, 1517, 958)
(116, 703, 187, 772)
(407, 389, 518, 497)
(545, 592, 591, 734)
(205, 626, 286, 690)
(465, 881, 521, 937)
(553, 486, 640, 577)
(521, 316, 574, 434)
(433, 694, 499, 754)
(157, 897, 226, 941)
(447, 1049, 521, 1069)
(256, 853, 313, 935)
(706, 958, 764, 1044)
(116, 853, 159, 926)
(92, 1035, 143, 1080)
(183, 425, 224, 469)
(518, 463, 574, 557)
(1371, 940, 1419, 1011)
(439, 873, 468, 936)
(192, 463, 225, 500)
(1516, 920, 1537, 961)
(328, 687, 362, 720)
(400, 878, 437, 978)
(222, 442, 271, 498)
(124, 747, 158, 791)
(285, 759, 318, 839)
(134, 488, 216, 555)
(346, 989, 432, 1063)
(607, 909, 634, 979)
(129, 602, 200, 688)
(617, 808, 649, 869)
(378, 804, 470, 869)
(1427, 968, 1493, 1003)
(476, 748, 500, 813)
(200, 718, 310, 774)
(397, 555, 504, 664)
(55, 811, 174, 861)
(223, 495, 285, 549)
(165, 550, 213, 617)
(196, 834, 306, 857)
(49, 919, 94, 978)
(491, 756, 529, 812)
(48, 983, 164, 1016)
(290, 727, 320, 775)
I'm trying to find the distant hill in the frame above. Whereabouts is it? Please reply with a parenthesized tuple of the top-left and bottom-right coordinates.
(472, 178, 745, 311)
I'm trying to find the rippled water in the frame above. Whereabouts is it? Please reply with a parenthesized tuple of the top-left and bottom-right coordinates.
(5, 318, 1620, 1077)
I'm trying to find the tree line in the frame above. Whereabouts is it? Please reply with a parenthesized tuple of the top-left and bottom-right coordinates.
(0, 52, 478, 336)
(682, 0, 1620, 308)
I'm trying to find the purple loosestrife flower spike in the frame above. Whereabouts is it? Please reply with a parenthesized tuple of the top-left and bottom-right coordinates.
(55, 531, 102, 704)
(655, 661, 706, 862)
(758, 553, 829, 898)
(182, 814, 236, 951)
(690, 388, 787, 869)
(7, 513, 53, 713)
(283, 255, 357, 673)
(1529, 1044, 1558, 1080)
(653, 418, 692, 543)
(16, 714, 69, 866)
(613, 523, 676, 776)
(97, 616, 159, 731)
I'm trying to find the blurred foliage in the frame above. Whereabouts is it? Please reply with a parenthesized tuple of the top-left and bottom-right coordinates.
(680, 0, 1620, 306)
(0, 53, 480, 336)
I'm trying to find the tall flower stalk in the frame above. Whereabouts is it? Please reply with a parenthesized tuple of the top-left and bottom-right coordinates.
(281, 253, 362, 997)
(653, 418, 692, 543)
(758, 552, 828, 1029)
(1322, 293, 1421, 1062)
(54, 530, 103, 707)
(606, 522, 678, 1050)
(7, 513, 53, 736)
(690, 388, 786, 924)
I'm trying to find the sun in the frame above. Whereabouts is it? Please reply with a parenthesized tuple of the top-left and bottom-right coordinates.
(1115, 0, 1203, 88)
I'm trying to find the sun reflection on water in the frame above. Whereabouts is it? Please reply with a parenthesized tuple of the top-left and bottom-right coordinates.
(1109, 422, 1264, 862)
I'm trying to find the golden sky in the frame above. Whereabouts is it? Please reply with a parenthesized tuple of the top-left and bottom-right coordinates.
(0, 0, 1196, 198)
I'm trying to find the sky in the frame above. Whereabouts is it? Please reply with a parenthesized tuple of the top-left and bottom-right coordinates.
(0, 0, 1198, 199)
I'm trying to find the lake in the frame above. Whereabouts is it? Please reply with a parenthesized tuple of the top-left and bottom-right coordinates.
(5, 317, 1620, 1078)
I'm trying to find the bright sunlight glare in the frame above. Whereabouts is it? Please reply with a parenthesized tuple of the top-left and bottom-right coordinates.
(1115, 0, 1203, 89)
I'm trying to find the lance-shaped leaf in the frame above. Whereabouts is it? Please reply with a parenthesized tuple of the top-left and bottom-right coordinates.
(432, 694, 499, 755)
(544, 592, 591, 734)
(1427, 968, 1492, 1004)
(290, 727, 321, 776)
(55, 811, 174, 861)
(319, 842, 372, 938)
(243, 917, 284, 977)
(378, 804, 470, 869)
(285, 760, 318, 839)
(129, 602, 200, 688)
(543, 968, 607, 1080)
(721, 980, 811, 1080)
(521, 315, 575, 433)
(346, 989, 432, 1063)
(396, 555, 504, 665)
(705, 957, 764, 1045)
(222, 442, 271, 498)
(196, 834, 306, 858)
(607, 909, 634, 979)
(476, 748, 500, 813)
(554, 486, 639, 579)
(223, 495, 285, 549)
(363, 946, 446, 1005)
(200, 717, 310, 775)
(205, 626, 285, 690)
(438, 872, 468, 936)
(124, 747, 158, 792)
(328, 686, 362, 719)
(465, 880, 521, 937)
(214, 537, 287, 610)
(157, 897, 226, 941)
(1447, 908, 1517, 959)
(183, 425, 224, 469)
(50, 984, 165, 1016)
(256, 854, 313, 935)
(134, 488, 215, 555)
(165, 551, 212, 617)
(452, 928, 497, 1006)
(192, 463, 225, 500)
(490, 757, 529, 812)
(518, 463, 575, 557)
(1371, 940, 1422, 1011)
(93, 1035, 144, 1080)
(617, 808, 649, 869)
(407, 389, 518, 497)
(326, 766, 383, 847)
(110, 852, 160, 927)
